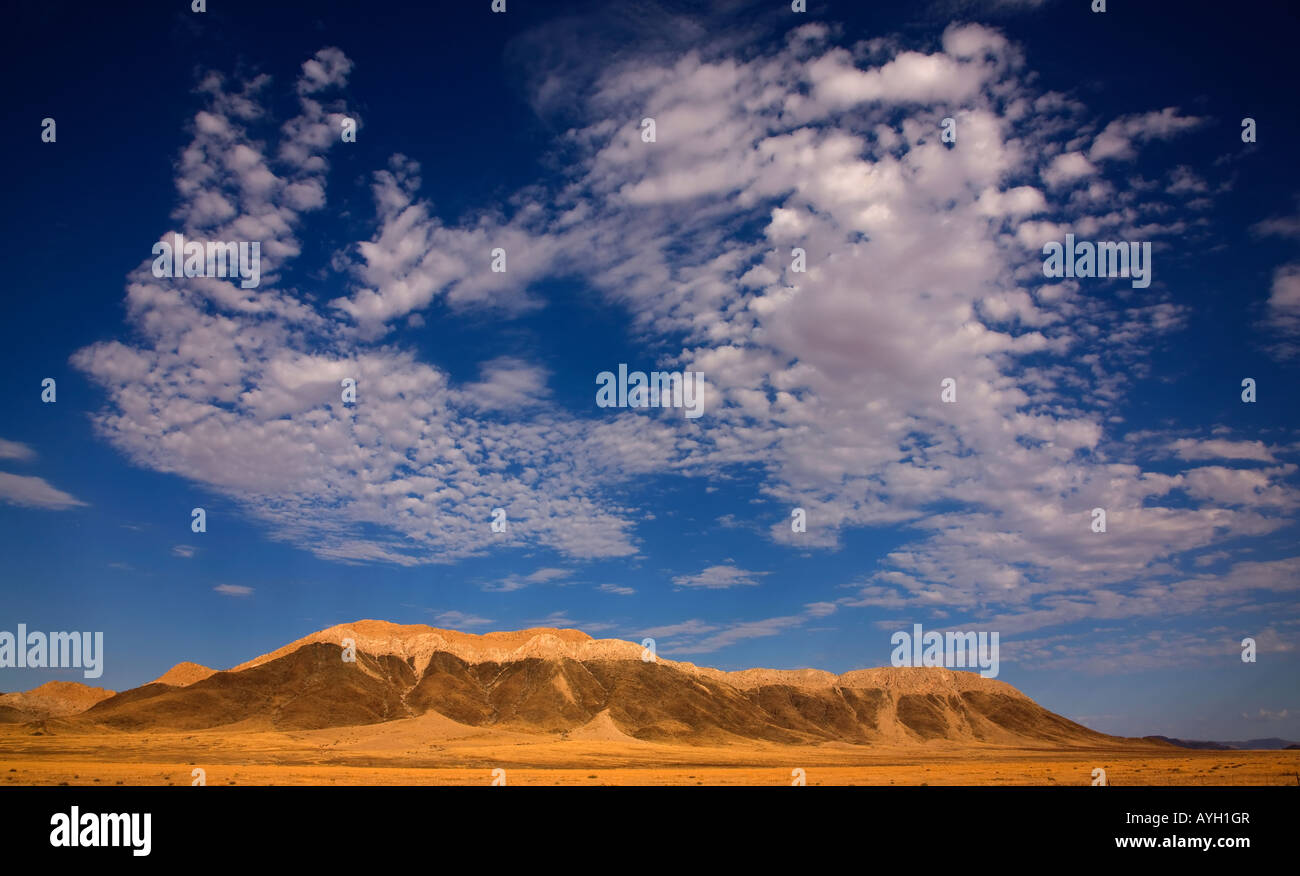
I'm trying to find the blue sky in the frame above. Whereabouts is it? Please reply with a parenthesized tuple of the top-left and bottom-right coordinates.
(1, 0, 1298, 740)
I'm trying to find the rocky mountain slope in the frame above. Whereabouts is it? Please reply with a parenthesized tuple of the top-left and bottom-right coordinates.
(58, 620, 1125, 747)
(0, 681, 115, 722)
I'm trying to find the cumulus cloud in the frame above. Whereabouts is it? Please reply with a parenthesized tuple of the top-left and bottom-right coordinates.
(456, 357, 552, 411)
(1253, 215, 1300, 240)
(73, 54, 645, 566)
(1088, 108, 1205, 162)
(1265, 263, 1300, 336)
(70, 25, 1298, 645)
(1169, 439, 1277, 463)
(1042, 151, 1096, 187)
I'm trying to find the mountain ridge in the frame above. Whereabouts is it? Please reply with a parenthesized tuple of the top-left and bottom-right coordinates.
(0, 621, 1165, 749)
(38, 620, 1135, 748)
(1145, 735, 1299, 751)
(232, 620, 1031, 698)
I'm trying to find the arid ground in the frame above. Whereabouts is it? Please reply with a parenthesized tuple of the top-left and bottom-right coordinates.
(2, 713, 1296, 786)
(5, 623, 1295, 786)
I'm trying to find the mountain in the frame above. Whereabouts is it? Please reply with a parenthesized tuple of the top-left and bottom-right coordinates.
(1146, 735, 1300, 751)
(1143, 735, 1233, 750)
(1230, 738, 1300, 750)
(63, 620, 1130, 747)
(0, 681, 115, 722)
(149, 662, 215, 687)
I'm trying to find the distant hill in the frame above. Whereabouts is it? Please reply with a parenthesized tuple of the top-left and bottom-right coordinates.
(0, 681, 115, 722)
(1230, 738, 1300, 750)
(149, 661, 215, 687)
(1144, 735, 1298, 751)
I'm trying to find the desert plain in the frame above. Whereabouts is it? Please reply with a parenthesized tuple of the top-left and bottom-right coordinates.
(2, 621, 1295, 786)
(1, 717, 1297, 786)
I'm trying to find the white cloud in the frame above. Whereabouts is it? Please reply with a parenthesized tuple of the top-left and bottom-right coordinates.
(1166, 165, 1208, 196)
(214, 584, 253, 597)
(672, 565, 765, 589)
(525, 611, 617, 633)
(1265, 263, 1300, 336)
(484, 567, 574, 592)
(456, 357, 551, 411)
(644, 601, 836, 654)
(1088, 107, 1205, 162)
(297, 47, 353, 95)
(0, 439, 35, 461)
(431, 609, 494, 629)
(69, 30, 1297, 643)
(1253, 215, 1300, 240)
(808, 48, 982, 108)
(1170, 439, 1277, 463)
(0, 473, 86, 510)
(1041, 151, 1096, 187)
(74, 57, 645, 565)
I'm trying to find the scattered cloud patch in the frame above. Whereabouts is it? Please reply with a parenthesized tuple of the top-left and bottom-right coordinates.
(214, 584, 254, 597)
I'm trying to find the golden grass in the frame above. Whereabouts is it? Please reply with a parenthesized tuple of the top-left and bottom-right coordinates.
(2, 721, 1295, 786)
